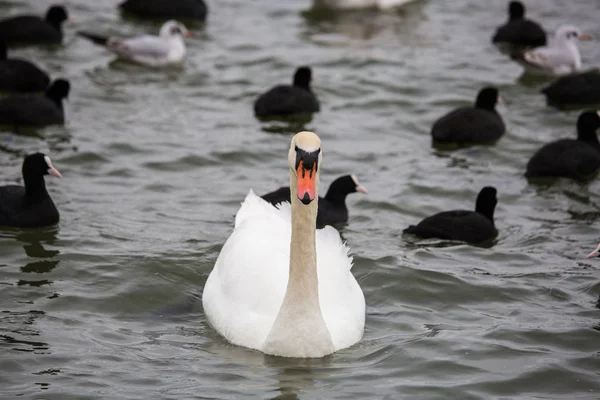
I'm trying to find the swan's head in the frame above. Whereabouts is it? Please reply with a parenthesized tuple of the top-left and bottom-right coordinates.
(159, 20, 192, 39)
(289, 131, 322, 205)
(554, 25, 590, 44)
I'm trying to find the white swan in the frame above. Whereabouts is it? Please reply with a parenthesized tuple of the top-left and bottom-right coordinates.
(202, 131, 365, 358)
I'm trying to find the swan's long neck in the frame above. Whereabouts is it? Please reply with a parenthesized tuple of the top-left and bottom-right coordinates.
(288, 189, 319, 301)
(262, 168, 334, 357)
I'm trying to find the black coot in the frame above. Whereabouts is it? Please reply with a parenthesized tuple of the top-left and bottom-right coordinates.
(403, 187, 498, 244)
(0, 5, 69, 46)
(0, 42, 50, 93)
(0, 153, 62, 228)
(261, 175, 367, 227)
(431, 87, 505, 146)
(254, 66, 320, 119)
(492, 1, 546, 49)
(526, 111, 600, 181)
(0, 79, 70, 126)
(119, 0, 208, 21)
(542, 70, 600, 110)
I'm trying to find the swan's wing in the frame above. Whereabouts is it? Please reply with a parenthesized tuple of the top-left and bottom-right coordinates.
(107, 35, 171, 59)
(316, 225, 366, 350)
(317, 226, 353, 270)
(234, 189, 290, 227)
(523, 46, 575, 72)
(204, 190, 290, 350)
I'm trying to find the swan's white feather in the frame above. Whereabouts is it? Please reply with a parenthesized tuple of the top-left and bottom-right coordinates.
(203, 190, 365, 354)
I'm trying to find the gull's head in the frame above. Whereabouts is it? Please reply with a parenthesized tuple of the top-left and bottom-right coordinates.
(160, 20, 192, 39)
(289, 131, 322, 205)
(555, 25, 590, 44)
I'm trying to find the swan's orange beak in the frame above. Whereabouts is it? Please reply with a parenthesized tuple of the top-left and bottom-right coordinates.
(297, 161, 316, 205)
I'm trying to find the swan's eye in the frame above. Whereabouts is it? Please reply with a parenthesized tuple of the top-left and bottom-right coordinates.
(568, 31, 577, 39)
(294, 148, 319, 173)
(170, 26, 182, 35)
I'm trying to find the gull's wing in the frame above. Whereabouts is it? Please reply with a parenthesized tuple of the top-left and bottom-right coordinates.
(108, 35, 171, 59)
(523, 46, 576, 72)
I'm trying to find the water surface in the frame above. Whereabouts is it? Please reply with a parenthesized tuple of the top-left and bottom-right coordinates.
(1, 0, 600, 398)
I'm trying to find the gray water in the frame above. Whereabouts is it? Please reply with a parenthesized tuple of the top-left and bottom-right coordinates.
(1, 0, 600, 398)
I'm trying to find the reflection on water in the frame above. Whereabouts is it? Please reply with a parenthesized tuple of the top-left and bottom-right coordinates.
(0, 310, 48, 353)
(302, 0, 426, 42)
(261, 123, 313, 135)
(267, 365, 323, 400)
(17, 228, 60, 282)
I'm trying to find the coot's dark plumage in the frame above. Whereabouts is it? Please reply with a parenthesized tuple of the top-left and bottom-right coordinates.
(261, 174, 367, 227)
(0, 5, 69, 46)
(403, 187, 498, 244)
(0, 79, 70, 127)
(492, 1, 546, 48)
(542, 70, 600, 109)
(525, 111, 600, 181)
(254, 66, 320, 118)
(0, 42, 50, 93)
(0, 153, 62, 228)
(431, 87, 505, 145)
(119, 0, 208, 21)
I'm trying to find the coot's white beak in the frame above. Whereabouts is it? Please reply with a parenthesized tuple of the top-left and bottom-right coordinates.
(48, 166, 62, 178)
(351, 175, 368, 194)
(586, 243, 600, 258)
(44, 155, 62, 178)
